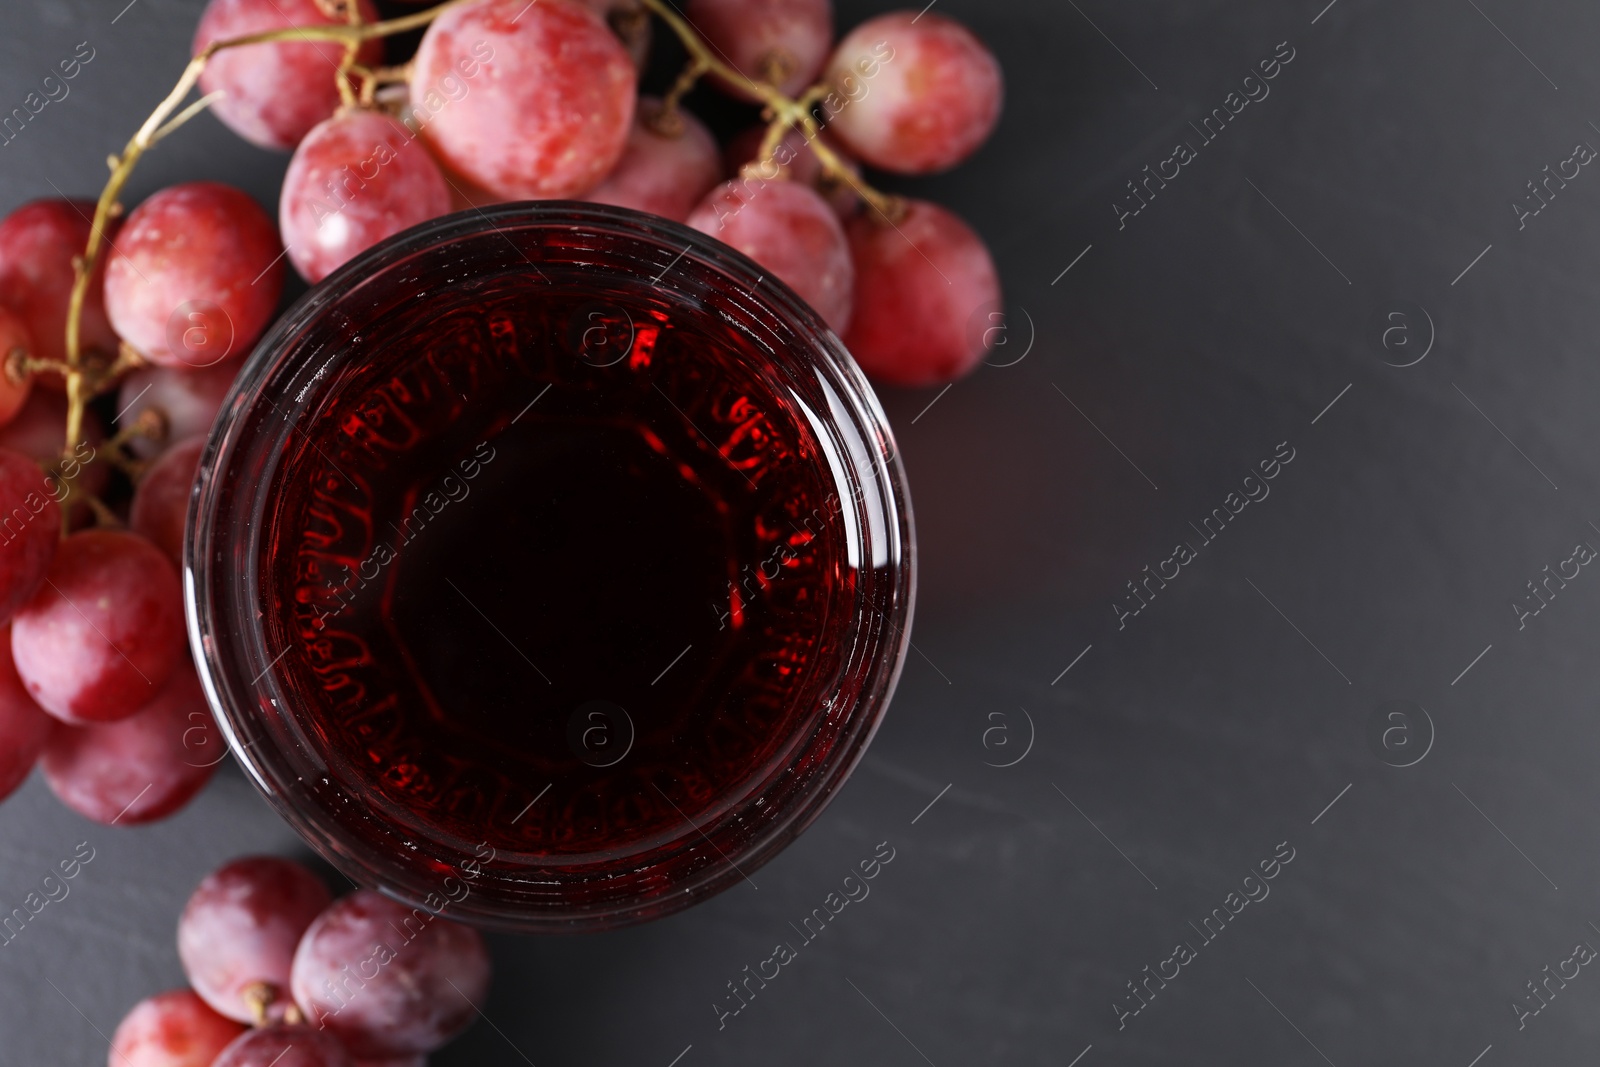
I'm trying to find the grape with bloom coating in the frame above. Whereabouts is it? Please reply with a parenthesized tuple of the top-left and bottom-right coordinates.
(179, 855, 333, 1023)
(0, 447, 59, 625)
(688, 178, 854, 331)
(585, 98, 721, 223)
(12, 529, 182, 722)
(40, 663, 219, 824)
(411, 0, 636, 200)
(104, 182, 284, 369)
(842, 198, 1001, 386)
(291, 889, 491, 1058)
(131, 436, 204, 567)
(194, 0, 381, 151)
(0, 199, 120, 368)
(212, 1025, 354, 1067)
(685, 0, 833, 98)
(0, 306, 34, 428)
(116, 362, 236, 461)
(281, 110, 453, 284)
(824, 11, 1002, 174)
(0, 625, 52, 801)
(108, 989, 245, 1067)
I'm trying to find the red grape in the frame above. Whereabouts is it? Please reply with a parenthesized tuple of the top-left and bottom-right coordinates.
(0, 624, 52, 801)
(0, 306, 34, 427)
(684, 0, 833, 98)
(104, 182, 284, 369)
(291, 889, 491, 1058)
(585, 98, 721, 223)
(411, 0, 637, 200)
(688, 178, 854, 331)
(39, 662, 220, 825)
(179, 856, 333, 1023)
(724, 124, 862, 217)
(194, 0, 382, 152)
(281, 110, 453, 284)
(131, 436, 204, 568)
(212, 1025, 354, 1067)
(842, 198, 1001, 386)
(116, 362, 237, 461)
(0, 447, 60, 625)
(0, 199, 120, 370)
(12, 529, 183, 723)
(824, 11, 1003, 174)
(108, 989, 246, 1067)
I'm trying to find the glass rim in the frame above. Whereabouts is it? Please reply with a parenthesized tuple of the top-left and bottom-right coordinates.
(184, 201, 916, 931)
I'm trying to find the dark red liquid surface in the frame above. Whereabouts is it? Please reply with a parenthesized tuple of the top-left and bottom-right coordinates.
(261, 270, 853, 863)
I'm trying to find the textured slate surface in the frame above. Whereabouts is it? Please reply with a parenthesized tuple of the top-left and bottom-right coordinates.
(4, 0, 1600, 1064)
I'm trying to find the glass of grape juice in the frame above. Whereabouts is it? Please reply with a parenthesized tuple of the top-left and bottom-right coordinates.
(186, 202, 914, 932)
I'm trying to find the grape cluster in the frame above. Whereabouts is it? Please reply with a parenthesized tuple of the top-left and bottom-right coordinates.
(259, 0, 1005, 384)
(109, 855, 491, 1066)
(0, 0, 1005, 828)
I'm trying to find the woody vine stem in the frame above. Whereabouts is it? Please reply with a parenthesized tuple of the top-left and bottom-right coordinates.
(25, 0, 896, 536)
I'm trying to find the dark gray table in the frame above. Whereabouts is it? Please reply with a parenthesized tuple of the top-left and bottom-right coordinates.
(6, 0, 1600, 1063)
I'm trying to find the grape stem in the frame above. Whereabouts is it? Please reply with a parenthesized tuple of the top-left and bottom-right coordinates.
(636, 0, 899, 218)
(56, 0, 475, 535)
(57, 0, 895, 538)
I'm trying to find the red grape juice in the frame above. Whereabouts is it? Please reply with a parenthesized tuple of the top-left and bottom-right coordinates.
(260, 269, 858, 868)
